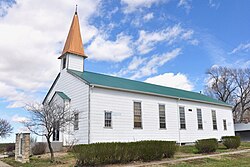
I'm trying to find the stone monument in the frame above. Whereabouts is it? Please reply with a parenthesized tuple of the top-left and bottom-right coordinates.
(15, 133, 30, 163)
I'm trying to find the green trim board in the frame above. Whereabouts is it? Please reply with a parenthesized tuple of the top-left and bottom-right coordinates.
(55, 91, 71, 100)
(68, 70, 231, 107)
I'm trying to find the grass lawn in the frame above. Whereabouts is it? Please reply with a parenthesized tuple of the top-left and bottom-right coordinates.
(2, 152, 76, 167)
(164, 142, 250, 167)
(175, 143, 228, 158)
(177, 142, 250, 155)
(239, 141, 250, 148)
(2, 142, 250, 167)
(165, 153, 250, 167)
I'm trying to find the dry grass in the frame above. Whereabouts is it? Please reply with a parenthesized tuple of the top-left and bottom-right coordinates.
(2, 151, 76, 167)
(2, 142, 250, 167)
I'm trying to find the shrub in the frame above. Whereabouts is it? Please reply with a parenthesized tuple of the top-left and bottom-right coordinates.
(73, 141, 177, 166)
(0, 143, 14, 153)
(195, 138, 218, 153)
(162, 141, 178, 158)
(137, 141, 164, 161)
(5, 143, 15, 152)
(222, 136, 241, 149)
(31, 142, 46, 155)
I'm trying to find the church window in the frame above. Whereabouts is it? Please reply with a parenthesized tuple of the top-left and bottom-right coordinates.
(74, 113, 79, 130)
(104, 111, 112, 128)
(134, 101, 142, 128)
(62, 58, 66, 69)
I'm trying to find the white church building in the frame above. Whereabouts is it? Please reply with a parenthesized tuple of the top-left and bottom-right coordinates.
(43, 11, 235, 145)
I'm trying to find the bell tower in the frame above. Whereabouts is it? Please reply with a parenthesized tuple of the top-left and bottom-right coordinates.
(59, 6, 87, 72)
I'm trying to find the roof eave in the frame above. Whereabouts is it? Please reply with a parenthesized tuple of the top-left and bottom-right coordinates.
(67, 69, 90, 85)
(42, 73, 61, 104)
(55, 91, 71, 101)
(58, 51, 87, 59)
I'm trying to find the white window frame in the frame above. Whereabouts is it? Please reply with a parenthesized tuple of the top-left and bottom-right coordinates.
(133, 101, 142, 129)
(212, 110, 218, 130)
(74, 113, 79, 130)
(104, 111, 112, 128)
(197, 108, 203, 130)
(223, 119, 227, 130)
(159, 104, 166, 129)
(179, 106, 186, 130)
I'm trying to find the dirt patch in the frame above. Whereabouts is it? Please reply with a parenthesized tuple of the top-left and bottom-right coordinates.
(34, 152, 69, 159)
(30, 152, 76, 167)
(224, 153, 245, 159)
(174, 152, 200, 159)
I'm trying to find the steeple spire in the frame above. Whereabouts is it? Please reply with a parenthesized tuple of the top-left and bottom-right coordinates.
(59, 8, 86, 59)
(75, 4, 78, 15)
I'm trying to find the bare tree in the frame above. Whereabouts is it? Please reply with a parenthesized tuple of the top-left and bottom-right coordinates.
(24, 101, 76, 162)
(0, 118, 13, 138)
(205, 66, 237, 103)
(205, 66, 250, 122)
(232, 68, 250, 122)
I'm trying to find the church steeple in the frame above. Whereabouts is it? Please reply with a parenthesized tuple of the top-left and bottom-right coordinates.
(59, 7, 87, 72)
(59, 6, 86, 59)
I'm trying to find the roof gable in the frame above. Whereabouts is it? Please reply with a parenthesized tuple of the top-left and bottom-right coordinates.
(68, 69, 231, 107)
(55, 91, 71, 101)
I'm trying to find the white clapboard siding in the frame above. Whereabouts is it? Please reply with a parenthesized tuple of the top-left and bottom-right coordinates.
(178, 100, 235, 143)
(46, 70, 89, 145)
(51, 93, 64, 105)
(89, 87, 234, 143)
(67, 53, 84, 72)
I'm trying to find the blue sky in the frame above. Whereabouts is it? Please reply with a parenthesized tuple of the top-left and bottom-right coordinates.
(0, 0, 249, 143)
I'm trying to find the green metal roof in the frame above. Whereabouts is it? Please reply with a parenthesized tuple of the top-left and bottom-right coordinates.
(68, 70, 231, 107)
(55, 91, 71, 100)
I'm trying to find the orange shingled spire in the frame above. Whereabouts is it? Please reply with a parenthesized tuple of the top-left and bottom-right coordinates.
(59, 7, 86, 58)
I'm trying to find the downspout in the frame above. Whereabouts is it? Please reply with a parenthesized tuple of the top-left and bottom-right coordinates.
(88, 85, 94, 144)
(176, 98, 181, 146)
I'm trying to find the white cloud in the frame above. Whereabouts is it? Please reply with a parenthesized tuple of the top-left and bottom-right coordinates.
(121, 0, 162, 13)
(0, 0, 101, 107)
(145, 72, 193, 91)
(181, 30, 193, 40)
(181, 30, 199, 45)
(128, 57, 146, 70)
(131, 48, 181, 79)
(143, 12, 154, 21)
(86, 33, 133, 62)
(201, 34, 228, 66)
(17, 127, 30, 133)
(12, 114, 29, 123)
(203, 34, 250, 69)
(105, 7, 119, 19)
(189, 39, 199, 45)
(208, 0, 220, 9)
(177, 0, 192, 13)
(136, 25, 195, 55)
(0, 82, 37, 108)
(230, 42, 250, 54)
(115, 56, 146, 77)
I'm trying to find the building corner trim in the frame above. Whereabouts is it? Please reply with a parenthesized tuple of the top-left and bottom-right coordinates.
(87, 85, 91, 144)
